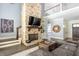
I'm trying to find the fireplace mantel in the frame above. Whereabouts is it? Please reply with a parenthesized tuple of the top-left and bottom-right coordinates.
(27, 26, 42, 31)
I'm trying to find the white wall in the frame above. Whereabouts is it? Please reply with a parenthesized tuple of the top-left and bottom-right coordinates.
(44, 3, 59, 11)
(44, 3, 64, 40)
(43, 17, 64, 40)
(44, 3, 61, 16)
(0, 3, 21, 40)
(50, 17, 64, 40)
(62, 3, 79, 10)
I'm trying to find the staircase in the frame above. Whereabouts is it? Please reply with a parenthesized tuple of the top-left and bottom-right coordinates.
(0, 40, 20, 48)
(0, 26, 22, 48)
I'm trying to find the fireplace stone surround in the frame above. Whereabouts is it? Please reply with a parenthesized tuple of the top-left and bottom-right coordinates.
(21, 3, 42, 46)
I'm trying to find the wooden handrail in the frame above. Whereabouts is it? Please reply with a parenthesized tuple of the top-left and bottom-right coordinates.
(16, 26, 21, 39)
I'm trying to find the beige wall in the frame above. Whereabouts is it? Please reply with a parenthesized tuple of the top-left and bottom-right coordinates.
(64, 19, 69, 39)
(68, 20, 79, 38)
(64, 19, 79, 39)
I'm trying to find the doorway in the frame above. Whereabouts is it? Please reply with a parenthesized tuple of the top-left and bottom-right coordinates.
(72, 23, 79, 41)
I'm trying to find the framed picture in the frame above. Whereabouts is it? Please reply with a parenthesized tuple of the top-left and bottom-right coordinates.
(0, 19, 14, 33)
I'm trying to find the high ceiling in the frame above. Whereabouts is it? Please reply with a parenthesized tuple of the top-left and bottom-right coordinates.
(44, 3, 59, 11)
(63, 6, 79, 20)
(44, 3, 79, 20)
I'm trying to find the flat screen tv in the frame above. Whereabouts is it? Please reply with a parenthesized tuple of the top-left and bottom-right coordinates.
(29, 16, 41, 26)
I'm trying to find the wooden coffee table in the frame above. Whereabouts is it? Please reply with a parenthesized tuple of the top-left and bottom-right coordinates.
(38, 40, 56, 49)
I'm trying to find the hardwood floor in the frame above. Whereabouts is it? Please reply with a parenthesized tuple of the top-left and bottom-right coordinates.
(0, 43, 38, 56)
(0, 44, 27, 56)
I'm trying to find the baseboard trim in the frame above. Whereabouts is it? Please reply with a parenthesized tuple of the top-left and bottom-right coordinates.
(0, 40, 19, 45)
(0, 37, 16, 40)
(51, 37, 64, 40)
(64, 37, 72, 41)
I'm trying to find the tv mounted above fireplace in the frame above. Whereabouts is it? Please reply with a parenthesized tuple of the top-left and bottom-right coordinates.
(28, 16, 41, 26)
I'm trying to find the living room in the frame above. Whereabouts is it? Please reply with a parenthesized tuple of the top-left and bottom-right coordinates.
(0, 3, 79, 56)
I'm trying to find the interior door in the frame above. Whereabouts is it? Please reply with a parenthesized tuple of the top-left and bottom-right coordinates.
(73, 24, 79, 41)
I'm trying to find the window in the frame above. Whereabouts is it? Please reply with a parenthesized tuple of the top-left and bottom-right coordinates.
(73, 24, 79, 27)
(47, 23, 52, 36)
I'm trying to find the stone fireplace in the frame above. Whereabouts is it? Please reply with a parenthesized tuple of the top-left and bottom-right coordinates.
(21, 3, 42, 46)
